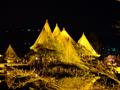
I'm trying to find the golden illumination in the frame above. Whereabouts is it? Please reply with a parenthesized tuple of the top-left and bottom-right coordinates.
(3, 21, 120, 90)
(61, 27, 74, 42)
(114, 67, 120, 74)
(53, 27, 73, 50)
(78, 33, 100, 57)
(53, 23, 61, 38)
(30, 19, 54, 51)
(54, 27, 77, 55)
(4, 44, 18, 63)
(52, 28, 86, 68)
(30, 21, 100, 58)
(62, 35, 80, 62)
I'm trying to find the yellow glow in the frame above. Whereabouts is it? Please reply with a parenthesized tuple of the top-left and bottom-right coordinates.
(5, 44, 18, 63)
(78, 33, 100, 57)
(53, 28, 83, 65)
(54, 28, 73, 49)
(0, 54, 2, 57)
(115, 67, 120, 74)
(53, 23, 61, 38)
(61, 27, 74, 42)
(30, 22, 100, 58)
(0, 64, 5, 68)
(30, 19, 54, 51)
(63, 38, 80, 63)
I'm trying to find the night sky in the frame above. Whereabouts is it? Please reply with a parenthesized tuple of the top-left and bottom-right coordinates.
(0, 1, 119, 56)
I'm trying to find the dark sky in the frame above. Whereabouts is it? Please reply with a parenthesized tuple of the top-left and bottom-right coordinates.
(0, 1, 119, 56)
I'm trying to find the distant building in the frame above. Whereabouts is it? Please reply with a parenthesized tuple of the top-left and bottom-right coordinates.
(4, 44, 18, 63)
(77, 33, 100, 58)
(30, 20, 100, 63)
